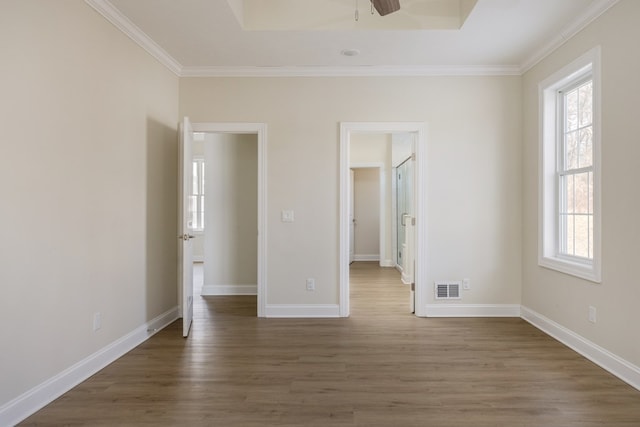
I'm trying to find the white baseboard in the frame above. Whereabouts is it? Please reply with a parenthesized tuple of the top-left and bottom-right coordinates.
(354, 254, 380, 261)
(0, 306, 179, 427)
(379, 259, 395, 267)
(521, 306, 640, 392)
(425, 304, 521, 317)
(401, 272, 413, 285)
(264, 304, 340, 318)
(201, 284, 257, 296)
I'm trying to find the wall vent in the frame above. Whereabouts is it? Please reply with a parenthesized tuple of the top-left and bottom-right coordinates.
(435, 281, 461, 299)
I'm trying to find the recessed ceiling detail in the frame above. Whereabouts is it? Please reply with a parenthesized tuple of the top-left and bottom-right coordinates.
(226, 0, 479, 31)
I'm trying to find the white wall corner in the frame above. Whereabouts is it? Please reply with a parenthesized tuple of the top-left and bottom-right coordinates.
(0, 306, 179, 427)
(264, 304, 340, 318)
(201, 284, 257, 296)
(424, 304, 522, 317)
(521, 306, 640, 392)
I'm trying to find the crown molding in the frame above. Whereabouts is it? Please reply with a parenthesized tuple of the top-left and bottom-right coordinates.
(519, 0, 620, 74)
(84, 0, 182, 76)
(86, 0, 619, 78)
(180, 64, 522, 78)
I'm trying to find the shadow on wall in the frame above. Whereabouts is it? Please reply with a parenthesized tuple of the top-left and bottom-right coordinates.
(145, 118, 178, 322)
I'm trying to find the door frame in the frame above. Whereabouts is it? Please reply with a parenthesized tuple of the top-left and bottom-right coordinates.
(190, 122, 267, 318)
(339, 122, 427, 317)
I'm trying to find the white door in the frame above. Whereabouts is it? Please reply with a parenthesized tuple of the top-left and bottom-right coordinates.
(179, 117, 194, 337)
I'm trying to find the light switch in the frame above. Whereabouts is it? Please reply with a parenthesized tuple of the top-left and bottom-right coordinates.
(281, 210, 294, 222)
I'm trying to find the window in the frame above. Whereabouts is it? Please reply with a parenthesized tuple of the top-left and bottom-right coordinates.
(189, 158, 205, 231)
(539, 47, 601, 282)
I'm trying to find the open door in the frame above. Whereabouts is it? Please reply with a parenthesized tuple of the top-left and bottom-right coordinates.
(397, 154, 415, 312)
(179, 117, 194, 337)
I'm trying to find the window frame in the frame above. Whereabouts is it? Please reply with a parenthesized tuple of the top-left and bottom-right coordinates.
(538, 46, 601, 283)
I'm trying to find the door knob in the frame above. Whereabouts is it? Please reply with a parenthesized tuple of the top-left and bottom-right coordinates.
(178, 234, 195, 241)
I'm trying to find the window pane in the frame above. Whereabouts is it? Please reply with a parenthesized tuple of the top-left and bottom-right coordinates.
(189, 195, 197, 229)
(565, 130, 579, 170)
(563, 214, 575, 255)
(561, 175, 575, 214)
(579, 81, 593, 127)
(574, 172, 589, 214)
(565, 89, 578, 131)
(192, 163, 198, 194)
(574, 215, 590, 258)
(201, 163, 205, 195)
(578, 127, 593, 168)
(199, 195, 205, 229)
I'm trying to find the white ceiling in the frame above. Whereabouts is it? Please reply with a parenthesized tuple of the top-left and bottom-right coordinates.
(88, 0, 618, 76)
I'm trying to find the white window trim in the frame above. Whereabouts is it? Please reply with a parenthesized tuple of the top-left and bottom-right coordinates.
(538, 46, 601, 283)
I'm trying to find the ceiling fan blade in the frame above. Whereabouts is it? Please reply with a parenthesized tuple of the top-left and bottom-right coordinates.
(371, 0, 401, 16)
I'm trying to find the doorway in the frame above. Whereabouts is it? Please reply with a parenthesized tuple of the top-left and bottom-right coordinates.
(339, 122, 427, 318)
(179, 121, 267, 330)
(350, 165, 384, 264)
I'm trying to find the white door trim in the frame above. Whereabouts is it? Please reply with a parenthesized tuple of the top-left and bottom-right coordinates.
(340, 122, 427, 317)
(191, 122, 267, 318)
(350, 163, 386, 266)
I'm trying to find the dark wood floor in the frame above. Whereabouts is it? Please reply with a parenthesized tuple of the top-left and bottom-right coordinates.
(21, 262, 640, 426)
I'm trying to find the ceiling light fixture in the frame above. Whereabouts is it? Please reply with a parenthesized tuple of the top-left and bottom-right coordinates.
(341, 49, 360, 57)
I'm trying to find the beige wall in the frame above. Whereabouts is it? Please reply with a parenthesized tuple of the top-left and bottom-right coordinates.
(203, 133, 258, 288)
(179, 75, 522, 307)
(522, 0, 640, 367)
(0, 0, 179, 407)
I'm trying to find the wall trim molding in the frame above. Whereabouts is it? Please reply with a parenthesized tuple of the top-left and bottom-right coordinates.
(84, 0, 182, 75)
(424, 304, 522, 317)
(0, 306, 179, 427)
(354, 254, 380, 262)
(181, 65, 522, 78)
(521, 306, 640, 392)
(264, 304, 340, 318)
(401, 272, 413, 286)
(520, 0, 619, 73)
(87, 0, 619, 78)
(380, 259, 395, 268)
(201, 284, 257, 296)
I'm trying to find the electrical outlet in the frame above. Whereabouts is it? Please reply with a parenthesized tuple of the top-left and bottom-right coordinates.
(462, 278, 470, 290)
(306, 278, 315, 291)
(93, 312, 102, 331)
(588, 306, 597, 323)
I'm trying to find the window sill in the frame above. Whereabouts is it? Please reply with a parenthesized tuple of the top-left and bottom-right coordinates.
(539, 256, 601, 283)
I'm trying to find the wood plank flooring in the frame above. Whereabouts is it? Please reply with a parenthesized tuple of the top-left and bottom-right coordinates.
(20, 262, 640, 426)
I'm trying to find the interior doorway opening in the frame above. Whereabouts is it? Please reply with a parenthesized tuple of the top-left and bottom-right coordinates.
(191, 132, 258, 299)
(179, 120, 267, 338)
(340, 122, 427, 318)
